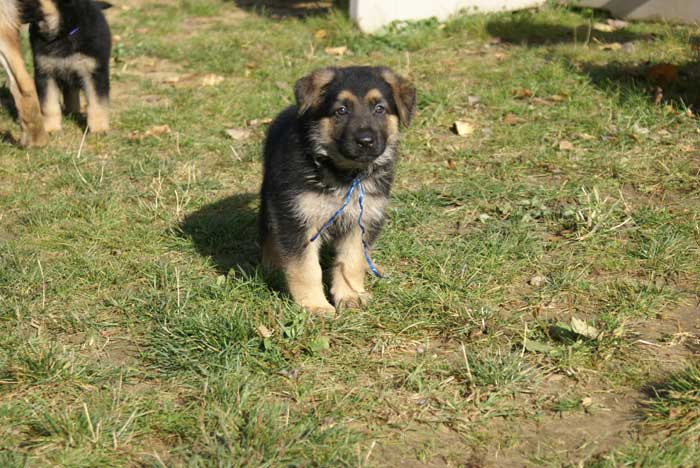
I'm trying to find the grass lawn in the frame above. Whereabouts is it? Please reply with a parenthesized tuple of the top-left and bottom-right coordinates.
(1, 0, 700, 466)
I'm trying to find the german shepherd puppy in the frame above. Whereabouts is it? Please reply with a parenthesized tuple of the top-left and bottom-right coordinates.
(260, 66, 416, 316)
(29, 0, 112, 133)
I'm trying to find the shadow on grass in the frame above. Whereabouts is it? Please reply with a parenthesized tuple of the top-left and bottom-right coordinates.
(179, 192, 340, 301)
(580, 60, 700, 109)
(485, 10, 650, 46)
(228, 0, 348, 18)
(487, 9, 700, 108)
(179, 193, 261, 276)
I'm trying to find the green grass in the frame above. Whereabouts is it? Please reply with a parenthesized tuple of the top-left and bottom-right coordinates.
(1, 0, 700, 465)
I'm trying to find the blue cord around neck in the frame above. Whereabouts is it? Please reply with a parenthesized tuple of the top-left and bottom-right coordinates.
(309, 177, 382, 277)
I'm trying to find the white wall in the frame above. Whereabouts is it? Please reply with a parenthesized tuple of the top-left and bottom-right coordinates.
(350, 0, 545, 33)
(578, 0, 700, 24)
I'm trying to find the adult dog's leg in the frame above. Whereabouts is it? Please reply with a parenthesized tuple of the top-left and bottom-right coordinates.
(0, 27, 47, 147)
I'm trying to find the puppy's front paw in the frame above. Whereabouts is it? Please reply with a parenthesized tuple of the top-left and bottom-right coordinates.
(334, 291, 372, 310)
(21, 127, 48, 147)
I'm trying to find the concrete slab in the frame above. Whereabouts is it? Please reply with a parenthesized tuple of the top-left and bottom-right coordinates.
(577, 0, 700, 25)
(349, 0, 545, 33)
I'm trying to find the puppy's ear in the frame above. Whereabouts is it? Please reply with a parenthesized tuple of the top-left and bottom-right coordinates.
(380, 68, 416, 127)
(294, 68, 335, 116)
(94, 1, 113, 9)
(37, 0, 61, 34)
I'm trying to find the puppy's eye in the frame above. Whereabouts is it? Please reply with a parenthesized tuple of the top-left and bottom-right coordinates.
(374, 104, 386, 114)
(335, 106, 349, 116)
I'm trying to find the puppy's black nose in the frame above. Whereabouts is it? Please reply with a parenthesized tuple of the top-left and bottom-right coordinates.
(355, 130, 375, 149)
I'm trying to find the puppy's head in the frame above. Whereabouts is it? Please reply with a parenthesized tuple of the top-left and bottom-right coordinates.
(295, 66, 416, 169)
(33, 1, 110, 36)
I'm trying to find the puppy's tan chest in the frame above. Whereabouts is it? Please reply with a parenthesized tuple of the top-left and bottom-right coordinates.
(36, 53, 97, 78)
(294, 190, 387, 234)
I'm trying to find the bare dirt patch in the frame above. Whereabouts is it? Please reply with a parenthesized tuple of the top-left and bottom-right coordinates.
(630, 300, 700, 369)
(485, 383, 640, 467)
(370, 423, 483, 467)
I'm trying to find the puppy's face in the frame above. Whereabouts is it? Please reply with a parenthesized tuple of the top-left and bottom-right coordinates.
(295, 67, 416, 169)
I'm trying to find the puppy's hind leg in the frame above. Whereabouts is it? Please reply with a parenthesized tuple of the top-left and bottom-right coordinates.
(36, 72, 62, 133)
(83, 68, 109, 133)
(0, 28, 47, 146)
(62, 85, 80, 115)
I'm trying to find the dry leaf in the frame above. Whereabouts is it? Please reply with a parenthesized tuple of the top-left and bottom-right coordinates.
(578, 133, 595, 140)
(277, 368, 301, 379)
(654, 86, 664, 105)
(503, 113, 524, 125)
(599, 42, 622, 51)
(445, 159, 457, 170)
(512, 88, 533, 99)
(129, 124, 172, 141)
(275, 81, 291, 92)
(593, 20, 628, 33)
(549, 94, 565, 102)
(593, 22, 615, 33)
(632, 123, 650, 136)
(225, 128, 253, 141)
(558, 140, 575, 151)
(647, 63, 679, 86)
(256, 325, 273, 338)
(314, 29, 328, 39)
(531, 97, 552, 106)
(246, 118, 273, 127)
(571, 317, 600, 340)
(325, 46, 347, 56)
(201, 74, 224, 87)
(581, 397, 594, 407)
(607, 19, 629, 29)
(453, 120, 475, 136)
(467, 95, 481, 106)
(529, 275, 547, 287)
(145, 124, 171, 136)
(493, 52, 506, 61)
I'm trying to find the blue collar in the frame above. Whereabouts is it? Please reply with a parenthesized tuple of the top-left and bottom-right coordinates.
(309, 177, 382, 277)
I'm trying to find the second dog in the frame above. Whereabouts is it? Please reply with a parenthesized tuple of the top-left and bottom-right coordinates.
(29, 0, 112, 133)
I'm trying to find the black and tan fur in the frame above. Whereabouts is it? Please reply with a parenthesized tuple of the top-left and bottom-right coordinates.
(0, 0, 110, 146)
(29, 0, 112, 133)
(260, 66, 416, 315)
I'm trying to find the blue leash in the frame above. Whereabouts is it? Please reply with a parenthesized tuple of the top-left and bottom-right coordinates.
(309, 177, 382, 277)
